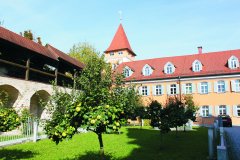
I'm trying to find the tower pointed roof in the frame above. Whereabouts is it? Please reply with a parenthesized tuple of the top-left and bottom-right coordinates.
(105, 24, 136, 56)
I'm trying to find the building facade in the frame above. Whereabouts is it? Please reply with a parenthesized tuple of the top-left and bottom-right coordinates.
(105, 24, 240, 126)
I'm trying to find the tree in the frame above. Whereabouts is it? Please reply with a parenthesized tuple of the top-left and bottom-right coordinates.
(69, 42, 99, 64)
(0, 90, 20, 132)
(44, 54, 140, 157)
(20, 30, 42, 45)
(182, 95, 198, 131)
(148, 100, 162, 128)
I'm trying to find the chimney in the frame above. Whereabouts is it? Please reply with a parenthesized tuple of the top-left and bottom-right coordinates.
(198, 46, 202, 54)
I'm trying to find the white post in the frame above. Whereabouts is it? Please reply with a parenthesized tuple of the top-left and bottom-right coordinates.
(141, 119, 144, 127)
(208, 125, 214, 159)
(217, 127, 228, 160)
(33, 120, 38, 142)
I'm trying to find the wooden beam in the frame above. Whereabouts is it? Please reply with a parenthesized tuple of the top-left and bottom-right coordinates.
(29, 68, 55, 77)
(0, 58, 26, 69)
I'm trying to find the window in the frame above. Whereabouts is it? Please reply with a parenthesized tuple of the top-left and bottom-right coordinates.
(235, 80, 240, 92)
(217, 81, 225, 93)
(170, 84, 177, 95)
(142, 86, 148, 96)
(118, 51, 123, 55)
(142, 64, 153, 76)
(201, 82, 208, 94)
(237, 106, 240, 116)
(219, 105, 227, 115)
(202, 106, 209, 117)
(123, 68, 130, 77)
(110, 52, 114, 56)
(192, 60, 202, 72)
(167, 64, 173, 74)
(155, 85, 162, 95)
(123, 66, 133, 77)
(228, 56, 239, 69)
(144, 66, 150, 76)
(185, 83, 192, 94)
(164, 62, 175, 74)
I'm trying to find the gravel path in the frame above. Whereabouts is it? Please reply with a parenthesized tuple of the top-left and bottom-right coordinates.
(224, 126, 240, 160)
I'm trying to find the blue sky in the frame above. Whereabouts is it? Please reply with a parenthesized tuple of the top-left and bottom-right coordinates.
(1, 0, 240, 60)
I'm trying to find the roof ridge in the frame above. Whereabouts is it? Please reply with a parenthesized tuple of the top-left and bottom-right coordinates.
(122, 48, 240, 64)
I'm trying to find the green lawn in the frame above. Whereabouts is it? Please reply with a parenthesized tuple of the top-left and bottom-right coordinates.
(0, 126, 208, 160)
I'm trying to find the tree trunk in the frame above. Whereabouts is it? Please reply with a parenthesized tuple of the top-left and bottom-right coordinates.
(184, 124, 186, 132)
(97, 133, 104, 159)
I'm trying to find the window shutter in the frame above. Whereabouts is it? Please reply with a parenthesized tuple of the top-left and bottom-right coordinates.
(161, 85, 165, 95)
(231, 80, 236, 92)
(209, 106, 213, 117)
(167, 85, 171, 95)
(176, 85, 180, 94)
(226, 105, 230, 115)
(199, 63, 203, 71)
(214, 82, 218, 93)
(152, 86, 156, 96)
(147, 86, 150, 96)
(225, 81, 229, 92)
(138, 86, 142, 95)
(233, 105, 238, 117)
(198, 83, 201, 94)
(192, 83, 196, 93)
(208, 82, 212, 93)
(199, 106, 203, 117)
(215, 106, 219, 116)
(181, 84, 186, 94)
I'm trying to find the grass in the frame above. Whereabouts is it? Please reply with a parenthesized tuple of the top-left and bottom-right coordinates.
(0, 126, 208, 160)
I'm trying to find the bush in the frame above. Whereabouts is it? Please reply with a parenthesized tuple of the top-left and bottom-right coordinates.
(143, 119, 151, 126)
(0, 107, 21, 132)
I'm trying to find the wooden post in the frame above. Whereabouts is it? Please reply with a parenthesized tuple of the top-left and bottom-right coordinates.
(25, 58, 30, 80)
(73, 71, 77, 89)
(55, 68, 58, 85)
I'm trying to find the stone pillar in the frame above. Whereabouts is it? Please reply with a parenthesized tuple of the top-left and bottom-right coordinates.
(217, 127, 228, 160)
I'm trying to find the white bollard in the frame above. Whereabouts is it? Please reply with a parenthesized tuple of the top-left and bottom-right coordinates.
(208, 125, 214, 159)
(33, 120, 38, 142)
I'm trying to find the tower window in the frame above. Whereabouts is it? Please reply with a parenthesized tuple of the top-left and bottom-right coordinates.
(110, 52, 114, 56)
(118, 51, 123, 55)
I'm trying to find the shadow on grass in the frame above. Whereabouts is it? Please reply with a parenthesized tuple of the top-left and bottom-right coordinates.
(0, 149, 36, 160)
(62, 151, 117, 160)
(122, 127, 208, 160)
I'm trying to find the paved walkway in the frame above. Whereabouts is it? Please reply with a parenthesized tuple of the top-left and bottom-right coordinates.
(224, 126, 240, 160)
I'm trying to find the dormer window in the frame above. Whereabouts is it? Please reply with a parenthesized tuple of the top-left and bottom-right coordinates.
(164, 62, 175, 74)
(110, 52, 114, 56)
(228, 56, 239, 69)
(123, 66, 133, 77)
(142, 64, 153, 76)
(192, 60, 202, 72)
(118, 51, 123, 55)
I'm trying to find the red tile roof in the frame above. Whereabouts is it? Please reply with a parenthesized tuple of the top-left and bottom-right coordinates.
(0, 26, 84, 69)
(46, 44, 84, 69)
(105, 24, 136, 56)
(116, 49, 240, 81)
(0, 26, 57, 60)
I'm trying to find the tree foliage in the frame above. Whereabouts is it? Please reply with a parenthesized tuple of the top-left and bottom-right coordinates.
(148, 95, 198, 134)
(69, 42, 99, 64)
(0, 90, 20, 132)
(44, 54, 141, 155)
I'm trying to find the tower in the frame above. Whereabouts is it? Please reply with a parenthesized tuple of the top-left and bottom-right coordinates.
(104, 24, 136, 68)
